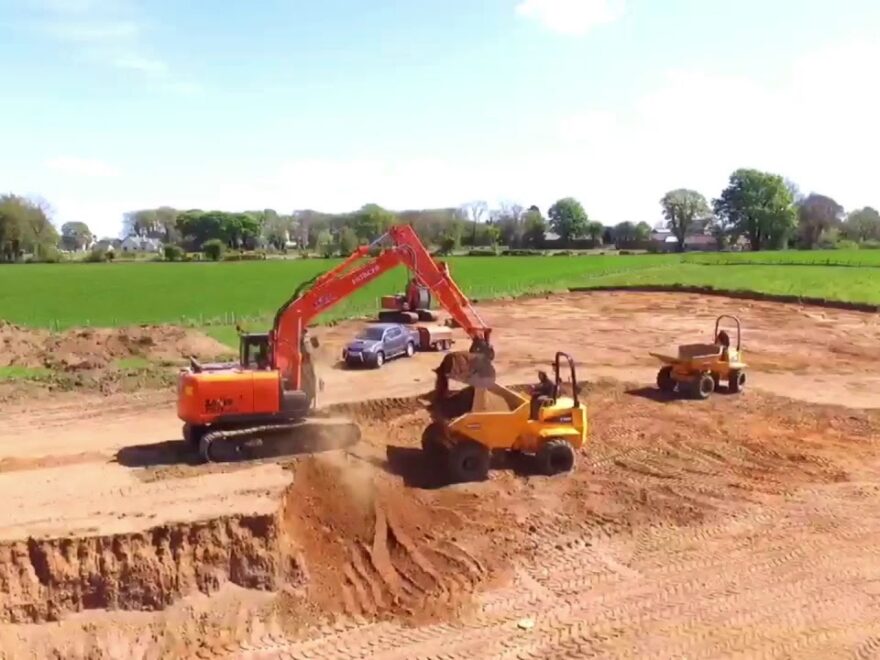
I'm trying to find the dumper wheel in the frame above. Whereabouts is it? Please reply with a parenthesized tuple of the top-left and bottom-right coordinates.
(729, 369, 746, 393)
(695, 373, 715, 400)
(657, 367, 676, 394)
(537, 439, 576, 476)
(421, 422, 447, 458)
(448, 440, 490, 483)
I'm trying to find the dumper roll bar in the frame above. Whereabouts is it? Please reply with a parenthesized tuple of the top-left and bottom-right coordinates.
(553, 352, 579, 408)
(714, 315, 742, 351)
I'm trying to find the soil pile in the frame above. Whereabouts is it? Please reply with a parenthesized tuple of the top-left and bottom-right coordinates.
(0, 322, 231, 372)
(282, 454, 508, 624)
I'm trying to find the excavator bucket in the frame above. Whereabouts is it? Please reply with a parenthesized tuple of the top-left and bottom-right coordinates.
(434, 345, 496, 399)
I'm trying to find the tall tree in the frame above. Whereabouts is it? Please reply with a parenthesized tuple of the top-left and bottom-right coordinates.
(586, 221, 604, 245)
(261, 211, 295, 250)
(522, 209, 546, 248)
(713, 168, 797, 251)
(338, 226, 359, 255)
(492, 202, 525, 247)
(797, 193, 844, 248)
(635, 221, 652, 240)
(60, 221, 94, 251)
(613, 221, 639, 244)
(353, 204, 396, 242)
(660, 189, 710, 252)
(462, 200, 488, 246)
(548, 197, 589, 246)
(843, 207, 880, 242)
(176, 210, 260, 249)
(0, 194, 59, 261)
(124, 207, 179, 241)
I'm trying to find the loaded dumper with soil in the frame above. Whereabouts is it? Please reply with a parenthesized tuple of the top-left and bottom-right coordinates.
(423, 352, 588, 482)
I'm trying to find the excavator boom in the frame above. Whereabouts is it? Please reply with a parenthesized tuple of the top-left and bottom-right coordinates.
(271, 224, 493, 392)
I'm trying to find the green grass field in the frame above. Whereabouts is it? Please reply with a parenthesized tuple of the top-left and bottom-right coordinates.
(0, 255, 677, 329)
(682, 249, 880, 267)
(1, 253, 877, 341)
(590, 263, 880, 304)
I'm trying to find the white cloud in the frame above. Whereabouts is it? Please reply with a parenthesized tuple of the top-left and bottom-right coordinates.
(26, 0, 197, 93)
(515, 0, 625, 35)
(46, 156, 119, 177)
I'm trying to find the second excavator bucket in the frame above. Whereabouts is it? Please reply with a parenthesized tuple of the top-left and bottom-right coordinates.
(433, 340, 496, 399)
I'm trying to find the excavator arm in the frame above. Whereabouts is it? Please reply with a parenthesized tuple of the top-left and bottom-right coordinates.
(271, 224, 493, 393)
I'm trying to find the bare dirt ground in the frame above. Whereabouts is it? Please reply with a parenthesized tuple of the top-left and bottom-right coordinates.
(1, 291, 879, 659)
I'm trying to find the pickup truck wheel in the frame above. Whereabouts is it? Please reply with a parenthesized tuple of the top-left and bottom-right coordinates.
(373, 351, 385, 368)
(405, 341, 415, 357)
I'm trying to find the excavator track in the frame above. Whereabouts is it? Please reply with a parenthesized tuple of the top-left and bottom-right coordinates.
(198, 417, 361, 463)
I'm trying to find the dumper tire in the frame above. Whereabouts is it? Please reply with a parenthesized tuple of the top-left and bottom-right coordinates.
(421, 422, 447, 458)
(657, 366, 676, 394)
(537, 439, 576, 476)
(729, 369, 746, 393)
(448, 440, 490, 483)
(695, 373, 715, 400)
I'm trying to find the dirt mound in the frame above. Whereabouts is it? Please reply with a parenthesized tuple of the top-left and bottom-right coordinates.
(282, 454, 507, 624)
(0, 322, 231, 372)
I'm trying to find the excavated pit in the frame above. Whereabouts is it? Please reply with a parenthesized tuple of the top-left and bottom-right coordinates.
(0, 394, 509, 625)
(0, 513, 300, 623)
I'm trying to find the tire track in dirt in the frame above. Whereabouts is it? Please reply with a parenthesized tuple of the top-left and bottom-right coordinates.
(213, 483, 880, 659)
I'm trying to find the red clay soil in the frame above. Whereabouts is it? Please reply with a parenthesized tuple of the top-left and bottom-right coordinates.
(282, 453, 510, 626)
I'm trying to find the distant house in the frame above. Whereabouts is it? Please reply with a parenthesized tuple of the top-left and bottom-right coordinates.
(93, 238, 120, 253)
(683, 234, 718, 251)
(650, 229, 718, 252)
(120, 236, 162, 253)
(650, 229, 679, 252)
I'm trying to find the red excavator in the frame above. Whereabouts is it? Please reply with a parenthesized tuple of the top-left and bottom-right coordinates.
(177, 224, 495, 462)
(377, 277, 439, 324)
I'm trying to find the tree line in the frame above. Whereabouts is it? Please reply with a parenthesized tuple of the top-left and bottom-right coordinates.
(1, 165, 878, 263)
(660, 169, 879, 252)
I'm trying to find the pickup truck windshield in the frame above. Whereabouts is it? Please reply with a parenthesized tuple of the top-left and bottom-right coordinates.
(357, 327, 386, 341)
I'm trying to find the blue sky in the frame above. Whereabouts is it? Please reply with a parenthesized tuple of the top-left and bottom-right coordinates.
(1, 0, 878, 237)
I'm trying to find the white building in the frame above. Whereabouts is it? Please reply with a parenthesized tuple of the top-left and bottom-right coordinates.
(120, 236, 162, 253)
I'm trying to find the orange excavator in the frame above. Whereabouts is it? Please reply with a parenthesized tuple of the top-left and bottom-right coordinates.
(177, 224, 495, 462)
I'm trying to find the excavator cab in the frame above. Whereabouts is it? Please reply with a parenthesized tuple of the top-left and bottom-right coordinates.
(240, 333, 270, 370)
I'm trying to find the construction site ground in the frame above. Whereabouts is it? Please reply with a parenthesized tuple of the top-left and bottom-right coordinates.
(1, 291, 879, 659)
